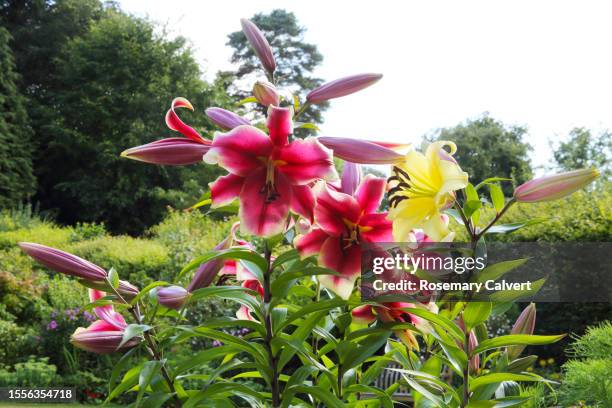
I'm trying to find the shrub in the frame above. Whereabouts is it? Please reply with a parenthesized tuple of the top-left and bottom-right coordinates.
(69, 222, 107, 242)
(69, 235, 170, 285)
(0, 356, 58, 387)
(559, 322, 612, 407)
(0, 319, 29, 365)
(0, 223, 72, 251)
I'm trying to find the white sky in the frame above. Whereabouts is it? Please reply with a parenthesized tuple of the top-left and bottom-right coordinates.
(120, 0, 612, 173)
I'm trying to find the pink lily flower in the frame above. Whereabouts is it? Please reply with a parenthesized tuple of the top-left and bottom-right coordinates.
(352, 301, 438, 350)
(122, 97, 215, 166)
(204, 105, 337, 237)
(70, 289, 139, 354)
(295, 164, 392, 299)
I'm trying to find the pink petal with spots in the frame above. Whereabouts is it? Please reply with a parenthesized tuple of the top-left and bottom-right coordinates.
(274, 137, 337, 185)
(359, 213, 393, 242)
(294, 228, 329, 258)
(355, 175, 386, 214)
(239, 168, 291, 237)
(314, 184, 361, 236)
(203, 125, 272, 177)
(352, 305, 376, 325)
(210, 173, 244, 208)
(290, 184, 315, 222)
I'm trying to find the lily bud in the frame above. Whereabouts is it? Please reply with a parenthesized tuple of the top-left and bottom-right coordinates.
(253, 80, 279, 107)
(513, 169, 599, 203)
(19, 242, 107, 281)
(340, 162, 361, 195)
(240, 18, 276, 75)
(121, 138, 210, 166)
(318, 137, 408, 164)
(306, 73, 382, 104)
(187, 236, 233, 292)
(469, 330, 480, 374)
(118, 280, 139, 298)
(205, 107, 251, 130)
(156, 285, 190, 310)
(70, 322, 139, 354)
(508, 303, 536, 359)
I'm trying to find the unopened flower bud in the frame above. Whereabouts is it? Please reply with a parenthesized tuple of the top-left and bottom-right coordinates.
(513, 169, 599, 203)
(318, 137, 407, 165)
(205, 107, 250, 130)
(241, 18, 276, 75)
(253, 80, 279, 107)
(121, 138, 210, 166)
(340, 162, 361, 195)
(508, 303, 536, 359)
(19, 242, 107, 281)
(187, 236, 232, 292)
(307, 74, 382, 104)
(157, 285, 190, 310)
(469, 330, 480, 374)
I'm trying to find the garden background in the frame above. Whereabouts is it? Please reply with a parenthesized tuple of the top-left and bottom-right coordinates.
(0, 0, 610, 405)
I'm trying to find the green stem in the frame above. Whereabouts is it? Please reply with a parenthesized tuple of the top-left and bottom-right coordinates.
(106, 280, 181, 407)
(475, 198, 516, 240)
(293, 101, 311, 121)
(263, 243, 281, 407)
(462, 327, 470, 407)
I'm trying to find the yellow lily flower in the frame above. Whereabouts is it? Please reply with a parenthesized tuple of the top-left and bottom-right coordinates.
(387, 141, 468, 241)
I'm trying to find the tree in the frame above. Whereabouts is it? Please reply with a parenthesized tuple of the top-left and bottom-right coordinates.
(432, 115, 533, 191)
(552, 127, 611, 177)
(226, 9, 327, 129)
(32, 9, 227, 233)
(0, 26, 35, 207)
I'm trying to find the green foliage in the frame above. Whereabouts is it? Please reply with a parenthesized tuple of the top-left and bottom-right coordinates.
(552, 127, 611, 177)
(69, 235, 170, 285)
(432, 115, 533, 192)
(69, 222, 107, 242)
(0, 356, 58, 387)
(227, 9, 327, 131)
(554, 322, 612, 407)
(0, 319, 30, 364)
(0, 26, 35, 207)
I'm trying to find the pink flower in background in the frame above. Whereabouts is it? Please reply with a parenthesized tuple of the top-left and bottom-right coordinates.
(204, 105, 337, 237)
(295, 163, 392, 299)
(235, 265, 264, 322)
(352, 301, 438, 350)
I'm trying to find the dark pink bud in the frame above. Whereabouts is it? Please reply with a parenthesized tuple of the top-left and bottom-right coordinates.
(187, 236, 232, 292)
(240, 18, 276, 74)
(318, 137, 406, 164)
(157, 285, 190, 310)
(121, 138, 210, 166)
(307, 74, 383, 104)
(118, 280, 139, 298)
(508, 303, 536, 359)
(205, 107, 250, 130)
(19, 242, 106, 281)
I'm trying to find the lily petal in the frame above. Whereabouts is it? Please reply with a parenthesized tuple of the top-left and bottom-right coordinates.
(210, 173, 244, 208)
(314, 184, 361, 236)
(294, 228, 329, 258)
(88, 289, 127, 330)
(274, 137, 337, 185)
(204, 125, 273, 177)
(165, 97, 205, 143)
(359, 213, 393, 242)
(318, 238, 361, 297)
(239, 168, 291, 237)
(355, 175, 386, 214)
(351, 304, 377, 325)
(290, 184, 315, 222)
(267, 106, 293, 146)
